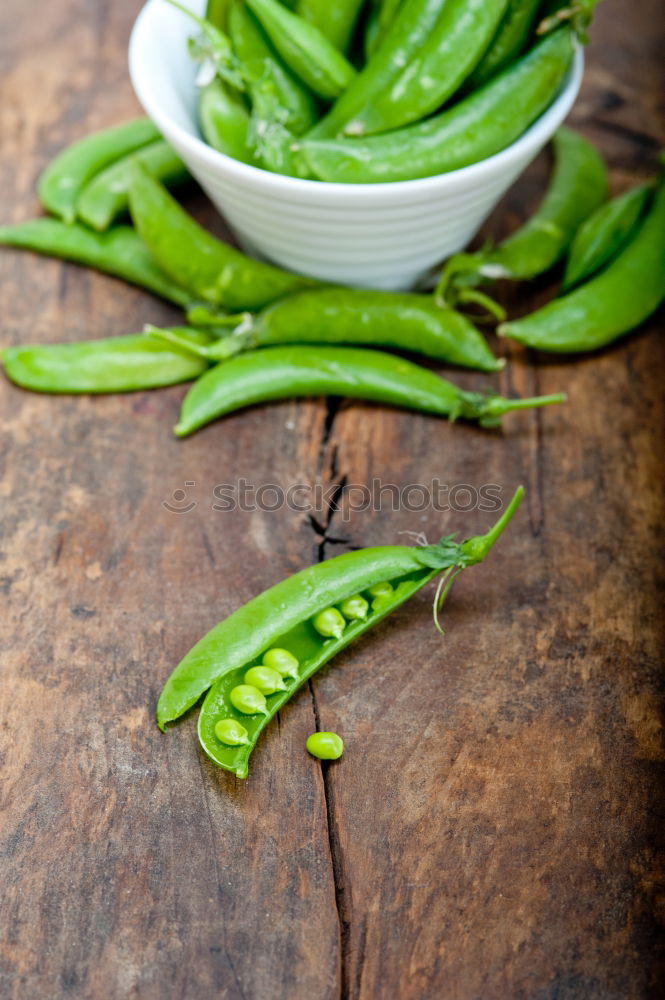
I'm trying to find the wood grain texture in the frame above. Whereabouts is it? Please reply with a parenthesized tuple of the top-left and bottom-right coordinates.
(0, 1, 663, 998)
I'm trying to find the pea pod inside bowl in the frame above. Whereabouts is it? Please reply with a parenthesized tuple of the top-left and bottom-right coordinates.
(129, 0, 584, 289)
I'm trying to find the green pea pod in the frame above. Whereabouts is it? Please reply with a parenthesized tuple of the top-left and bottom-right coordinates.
(375, 0, 404, 48)
(245, 0, 357, 100)
(198, 77, 258, 164)
(436, 127, 608, 304)
(295, 0, 366, 54)
(228, 0, 317, 172)
(183, 287, 505, 371)
(561, 181, 653, 291)
(0, 219, 190, 306)
(38, 118, 161, 224)
(1, 330, 211, 394)
(363, 1, 383, 60)
(466, 0, 543, 90)
(229, 0, 317, 137)
(127, 163, 318, 310)
(173, 344, 565, 437)
(76, 139, 190, 231)
(157, 486, 525, 776)
(343, 0, 511, 137)
(166, 0, 245, 90)
(498, 177, 665, 352)
(308, 0, 448, 139)
(205, 0, 232, 30)
(301, 27, 575, 182)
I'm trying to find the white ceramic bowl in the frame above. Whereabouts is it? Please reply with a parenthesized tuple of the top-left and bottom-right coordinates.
(129, 0, 583, 290)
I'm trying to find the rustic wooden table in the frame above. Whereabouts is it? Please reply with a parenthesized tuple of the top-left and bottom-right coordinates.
(1, 2, 663, 998)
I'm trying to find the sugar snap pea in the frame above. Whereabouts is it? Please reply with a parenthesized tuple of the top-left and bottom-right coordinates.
(466, 0, 543, 90)
(296, 0, 366, 54)
(197, 77, 258, 164)
(173, 345, 565, 437)
(127, 163, 318, 309)
(76, 139, 190, 231)
(363, 1, 383, 60)
(245, 0, 357, 100)
(157, 486, 525, 776)
(166, 0, 244, 90)
(374, 0, 404, 48)
(1, 330, 211, 394)
(182, 287, 504, 371)
(342, 0, 511, 137)
(205, 0, 232, 30)
(436, 127, 608, 304)
(498, 177, 665, 352)
(308, 0, 448, 139)
(228, 0, 316, 174)
(0, 219, 190, 305)
(301, 27, 575, 182)
(37, 117, 160, 224)
(561, 181, 653, 291)
(229, 0, 317, 139)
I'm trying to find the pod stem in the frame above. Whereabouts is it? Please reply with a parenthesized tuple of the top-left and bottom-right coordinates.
(431, 485, 525, 633)
(464, 485, 525, 562)
(477, 392, 567, 427)
(145, 319, 255, 360)
(537, 1, 601, 42)
(455, 287, 507, 323)
(186, 306, 235, 327)
(434, 253, 480, 306)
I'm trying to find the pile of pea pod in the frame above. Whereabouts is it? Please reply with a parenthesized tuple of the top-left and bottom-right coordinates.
(1, 2, 664, 776)
(171, 0, 594, 183)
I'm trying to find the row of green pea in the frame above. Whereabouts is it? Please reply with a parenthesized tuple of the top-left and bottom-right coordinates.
(213, 580, 396, 753)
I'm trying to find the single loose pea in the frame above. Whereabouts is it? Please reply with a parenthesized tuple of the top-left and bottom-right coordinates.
(262, 647, 300, 679)
(367, 581, 394, 599)
(214, 718, 250, 746)
(244, 665, 286, 695)
(339, 594, 369, 621)
(306, 731, 344, 760)
(313, 607, 346, 640)
(229, 684, 268, 715)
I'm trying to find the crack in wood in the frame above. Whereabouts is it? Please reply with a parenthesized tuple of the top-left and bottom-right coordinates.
(198, 754, 248, 1000)
(200, 529, 217, 569)
(306, 400, 357, 999)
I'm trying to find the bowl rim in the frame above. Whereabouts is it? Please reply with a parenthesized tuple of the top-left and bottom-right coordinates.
(129, 0, 584, 203)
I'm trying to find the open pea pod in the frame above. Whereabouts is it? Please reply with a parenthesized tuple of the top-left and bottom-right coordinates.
(157, 487, 525, 777)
